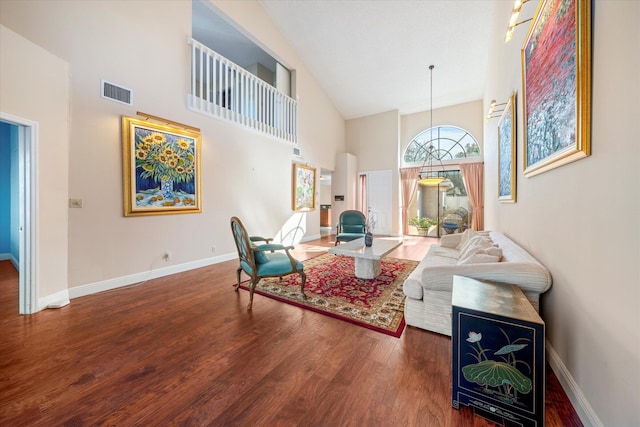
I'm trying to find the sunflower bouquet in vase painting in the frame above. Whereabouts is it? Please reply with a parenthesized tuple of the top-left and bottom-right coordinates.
(134, 130, 196, 207)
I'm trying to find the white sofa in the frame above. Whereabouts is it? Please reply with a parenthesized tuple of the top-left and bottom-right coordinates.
(403, 230, 552, 336)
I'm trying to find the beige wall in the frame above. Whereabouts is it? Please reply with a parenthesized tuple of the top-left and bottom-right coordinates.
(345, 110, 401, 233)
(0, 25, 70, 304)
(331, 152, 358, 225)
(319, 182, 332, 205)
(484, 1, 640, 426)
(0, 1, 344, 295)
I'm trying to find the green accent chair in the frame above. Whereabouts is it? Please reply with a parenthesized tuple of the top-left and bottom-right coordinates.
(335, 210, 367, 245)
(230, 216, 306, 310)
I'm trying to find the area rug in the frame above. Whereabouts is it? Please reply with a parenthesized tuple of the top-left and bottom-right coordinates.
(239, 253, 418, 337)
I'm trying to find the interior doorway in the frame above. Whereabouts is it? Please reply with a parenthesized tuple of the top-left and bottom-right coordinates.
(318, 169, 333, 237)
(0, 113, 37, 314)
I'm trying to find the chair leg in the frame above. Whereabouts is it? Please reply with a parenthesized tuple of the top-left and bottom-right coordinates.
(299, 271, 307, 299)
(234, 268, 242, 291)
(248, 279, 260, 310)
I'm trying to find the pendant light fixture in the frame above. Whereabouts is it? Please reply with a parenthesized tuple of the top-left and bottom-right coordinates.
(418, 65, 445, 186)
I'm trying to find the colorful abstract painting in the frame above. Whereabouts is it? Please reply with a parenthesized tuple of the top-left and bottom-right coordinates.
(522, 0, 591, 177)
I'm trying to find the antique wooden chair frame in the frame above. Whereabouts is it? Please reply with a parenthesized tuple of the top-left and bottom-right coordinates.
(230, 216, 306, 309)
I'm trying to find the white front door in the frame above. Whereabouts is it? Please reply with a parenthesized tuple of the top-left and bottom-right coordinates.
(360, 170, 392, 235)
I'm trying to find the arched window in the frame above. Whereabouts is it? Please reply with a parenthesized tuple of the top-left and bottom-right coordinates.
(403, 125, 480, 238)
(403, 125, 480, 165)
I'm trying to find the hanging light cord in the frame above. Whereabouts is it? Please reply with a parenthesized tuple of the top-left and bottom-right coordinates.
(429, 65, 434, 169)
(418, 65, 445, 186)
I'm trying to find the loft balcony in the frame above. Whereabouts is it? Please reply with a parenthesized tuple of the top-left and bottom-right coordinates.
(188, 38, 297, 144)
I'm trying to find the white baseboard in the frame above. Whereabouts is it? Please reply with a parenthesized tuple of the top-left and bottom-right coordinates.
(39, 289, 70, 311)
(546, 339, 603, 427)
(68, 252, 237, 300)
(300, 233, 321, 242)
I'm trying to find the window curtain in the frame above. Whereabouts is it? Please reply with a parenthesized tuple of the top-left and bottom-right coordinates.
(399, 167, 422, 235)
(460, 162, 484, 231)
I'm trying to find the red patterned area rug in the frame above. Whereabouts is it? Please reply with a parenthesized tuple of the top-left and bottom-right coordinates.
(239, 253, 418, 337)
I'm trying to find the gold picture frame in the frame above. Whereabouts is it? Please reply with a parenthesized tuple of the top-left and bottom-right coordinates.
(498, 93, 517, 203)
(122, 115, 202, 216)
(292, 163, 316, 212)
(522, 0, 591, 177)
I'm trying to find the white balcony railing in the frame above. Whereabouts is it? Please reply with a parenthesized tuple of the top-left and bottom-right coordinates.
(188, 38, 297, 144)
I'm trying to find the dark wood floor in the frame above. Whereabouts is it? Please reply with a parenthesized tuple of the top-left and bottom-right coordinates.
(0, 235, 582, 426)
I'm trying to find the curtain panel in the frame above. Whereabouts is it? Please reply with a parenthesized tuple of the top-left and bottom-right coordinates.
(399, 167, 422, 235)
(459, 162, 484, 231)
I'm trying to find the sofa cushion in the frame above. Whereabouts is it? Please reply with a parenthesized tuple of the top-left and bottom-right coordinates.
(428, 246, 460, 259)
(423, 249, 458, 267)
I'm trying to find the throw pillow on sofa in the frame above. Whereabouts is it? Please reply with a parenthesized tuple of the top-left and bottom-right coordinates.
(456, 229, 478, 251)
(457, 245, 503, 265)
(458, 235, 496, 260)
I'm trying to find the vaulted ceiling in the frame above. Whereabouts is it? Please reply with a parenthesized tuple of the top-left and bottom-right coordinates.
(258, 0, 501, 120)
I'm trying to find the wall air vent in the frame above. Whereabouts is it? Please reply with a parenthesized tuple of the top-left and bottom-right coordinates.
(292, 146, 302, 158)
(101, 80, 133, 105)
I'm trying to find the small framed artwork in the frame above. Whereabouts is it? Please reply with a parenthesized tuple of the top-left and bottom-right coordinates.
(122, 115, 202, 216)
(522, 0, 591, 177)
(292, 163, 316, 212)
(498, 93, 516, 203)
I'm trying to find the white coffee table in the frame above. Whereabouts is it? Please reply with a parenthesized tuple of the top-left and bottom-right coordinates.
(328, 237, 403, 279)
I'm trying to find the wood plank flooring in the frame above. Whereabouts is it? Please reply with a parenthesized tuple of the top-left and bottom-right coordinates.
(0, 235, 582, 426)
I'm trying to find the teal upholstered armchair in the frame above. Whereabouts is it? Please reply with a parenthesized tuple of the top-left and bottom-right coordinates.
(230, 217, 306, 310)
(335, 210, 367, 245)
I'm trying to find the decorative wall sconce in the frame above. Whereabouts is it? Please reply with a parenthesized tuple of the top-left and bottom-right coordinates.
(505, 0, 533, 42)
(485, 99, 508, 123)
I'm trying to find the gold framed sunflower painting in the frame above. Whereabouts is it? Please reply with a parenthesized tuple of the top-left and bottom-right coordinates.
(122, 115, 202, 216)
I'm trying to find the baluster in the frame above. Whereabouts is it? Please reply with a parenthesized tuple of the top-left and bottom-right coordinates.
(190, 43, 195, 108)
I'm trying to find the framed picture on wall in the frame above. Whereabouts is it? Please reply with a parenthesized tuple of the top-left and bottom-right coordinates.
(292, 163, 316, 212)
(122, 115, 202, 216)
(522, 0, 591, 177)
(498, 93, 517, 203)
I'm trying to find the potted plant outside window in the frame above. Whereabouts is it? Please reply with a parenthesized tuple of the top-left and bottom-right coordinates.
(410, 217, 436, 236)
